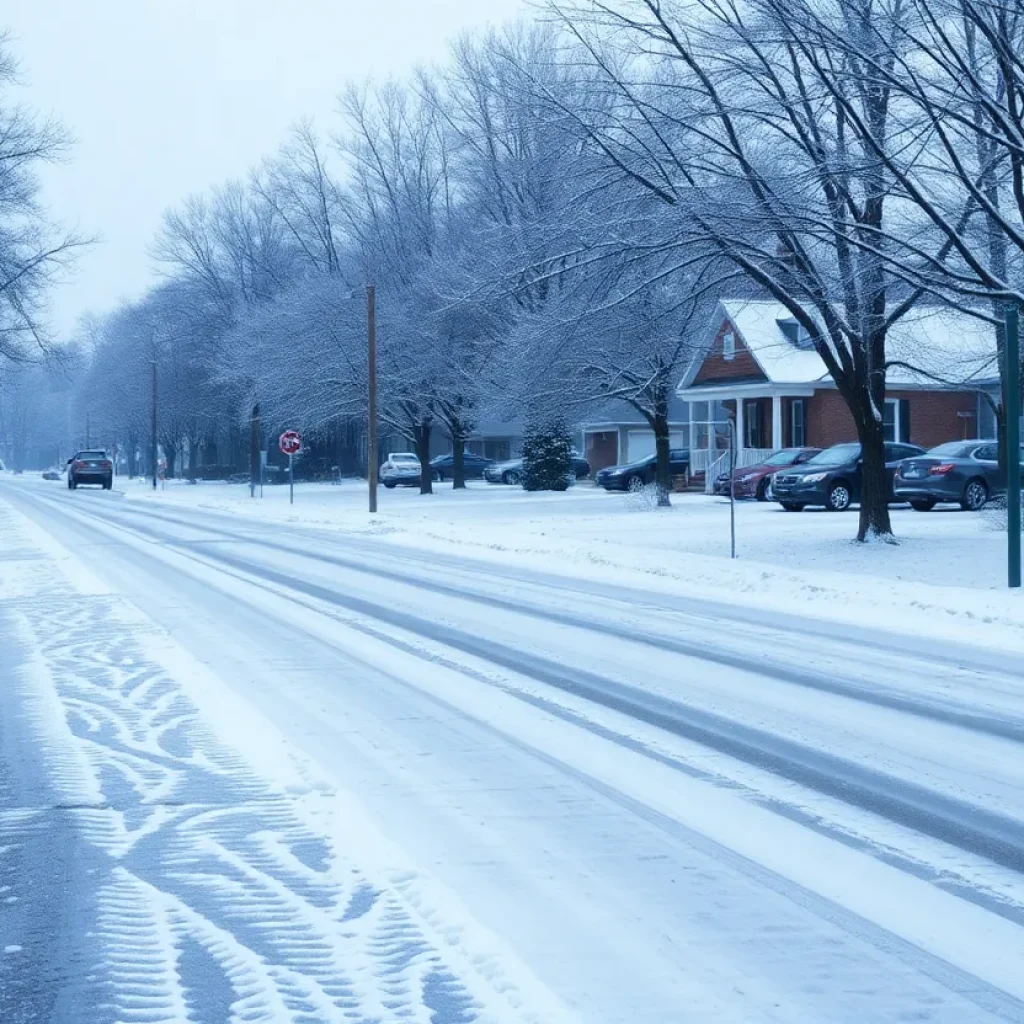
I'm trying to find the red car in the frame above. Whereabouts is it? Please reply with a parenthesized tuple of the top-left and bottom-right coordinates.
(713, 447, 821, 500)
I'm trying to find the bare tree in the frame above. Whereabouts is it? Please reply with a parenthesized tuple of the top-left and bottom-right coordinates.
(0, 36, 86, 362)
(542, 0, 951, 539)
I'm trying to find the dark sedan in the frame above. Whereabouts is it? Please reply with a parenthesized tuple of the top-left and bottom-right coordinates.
(484, 451, 591, 485)
(67, 449, 114, 490)
(595, 449, 691, 492)
(713, 447, 821, 500)
(772, 441, 924, 511)
(894, 440, 1024, 511)
(430, 451, 494, 482)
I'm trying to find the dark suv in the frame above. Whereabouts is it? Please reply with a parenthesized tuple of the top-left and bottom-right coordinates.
(772, 441, 924, 511)
(67, 450, 113, 490)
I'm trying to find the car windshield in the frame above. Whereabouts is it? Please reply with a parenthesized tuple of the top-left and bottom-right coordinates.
(76, 452, 107, 460)
(391, 454, 418, 462)
(806, 443, 860, 466)
(764, 450, 799, 467)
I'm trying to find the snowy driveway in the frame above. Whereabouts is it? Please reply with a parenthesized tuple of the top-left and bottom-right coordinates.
(3, 479, 1024, 1022)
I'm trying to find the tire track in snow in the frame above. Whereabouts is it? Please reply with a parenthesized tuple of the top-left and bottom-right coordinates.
(0, 498, 569, 1024)
(71, 511, 1024, 877)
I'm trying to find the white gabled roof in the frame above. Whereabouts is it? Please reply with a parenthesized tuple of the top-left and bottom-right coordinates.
(686, 300, 999, 390)
(720, 300, 828, 385)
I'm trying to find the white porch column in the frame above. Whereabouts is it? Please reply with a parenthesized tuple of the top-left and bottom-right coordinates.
(734, 398, 745, 452)
(772, 394, 783, 449)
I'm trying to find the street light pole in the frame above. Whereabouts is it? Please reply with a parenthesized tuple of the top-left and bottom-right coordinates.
(151, 359, 158, 491)
(1006, 305, 1021, 588)
(367, 284, 378, 514)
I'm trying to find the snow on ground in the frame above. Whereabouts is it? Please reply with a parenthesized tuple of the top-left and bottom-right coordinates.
(6, 475, 1024, 1021)
(0, 493, 575, 1024)
(106, 474, 1024, 653)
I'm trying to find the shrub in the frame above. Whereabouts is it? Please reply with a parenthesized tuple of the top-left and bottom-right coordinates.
(522, 417, 573, 492)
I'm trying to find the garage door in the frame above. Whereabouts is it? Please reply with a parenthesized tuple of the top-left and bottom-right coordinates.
(625, 430, 685, 462)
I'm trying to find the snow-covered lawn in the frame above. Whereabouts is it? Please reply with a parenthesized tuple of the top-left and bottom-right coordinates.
(99, 473, 1024, 652)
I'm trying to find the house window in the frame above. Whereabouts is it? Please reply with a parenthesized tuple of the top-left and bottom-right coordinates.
(689, 400, 730, 449)
(778, 319, 813, 349)
(722, 330, 735, 362)
(883, 399, 911, 443)
(791, 399, 806, 447)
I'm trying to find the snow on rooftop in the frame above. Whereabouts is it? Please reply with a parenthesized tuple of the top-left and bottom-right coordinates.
(705, 300, 998, 389)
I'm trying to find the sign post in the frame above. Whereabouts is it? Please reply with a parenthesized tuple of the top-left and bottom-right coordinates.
(728, 412, 737, 560)
(279, 430, 302, 506)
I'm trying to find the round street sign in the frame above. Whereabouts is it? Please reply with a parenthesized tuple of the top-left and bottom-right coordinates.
(279, 430, 302, 456)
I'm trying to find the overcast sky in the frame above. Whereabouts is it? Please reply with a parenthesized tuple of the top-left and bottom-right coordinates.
(5, 0, 527, 339)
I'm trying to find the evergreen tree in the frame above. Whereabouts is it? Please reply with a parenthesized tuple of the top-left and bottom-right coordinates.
(521, 417, 573, 491)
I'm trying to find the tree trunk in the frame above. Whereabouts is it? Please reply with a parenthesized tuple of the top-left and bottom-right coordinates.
(452, 439, 466, 490)
(164, 443, 177, 479)
(652, 403, 672, 508)
(126, 435, 138, 478)
(414, 422, 433, 495)
(855, 413, 892, 541)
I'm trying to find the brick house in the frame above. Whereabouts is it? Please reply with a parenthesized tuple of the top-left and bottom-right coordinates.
(678, 300, 998, 486)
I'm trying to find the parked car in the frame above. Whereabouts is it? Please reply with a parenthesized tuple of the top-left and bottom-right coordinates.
(595, 449, 691, 492)
(429, 451, 494, 482)
(66, 449, 114, 490)
(772, 441, 924, 511)
(484, 450, 591, 485)
(380, 452, 422, 488)
(894, 440, 1024, 511)
(41, 470, 62, 481)
(713, 447, 821, 500)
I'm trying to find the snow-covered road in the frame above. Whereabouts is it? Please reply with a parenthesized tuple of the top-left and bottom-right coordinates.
(4, 479, 1024, 1023)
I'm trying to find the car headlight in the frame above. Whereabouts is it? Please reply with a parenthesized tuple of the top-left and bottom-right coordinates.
(801, 472, 828, 483)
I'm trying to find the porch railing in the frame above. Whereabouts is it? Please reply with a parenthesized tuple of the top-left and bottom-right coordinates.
(696, 448, 775, 494)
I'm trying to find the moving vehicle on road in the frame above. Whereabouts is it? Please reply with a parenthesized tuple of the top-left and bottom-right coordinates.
(596, 449, 691, 492)
(484, 451, 591, 485)
(430, 451, 494, 482)
(66, 450, 114, 490)
(894, 440, 1024, 511)
(713, 447, 821, 500)
(380, 452, 421, 488)
(772, 441, 924, 511)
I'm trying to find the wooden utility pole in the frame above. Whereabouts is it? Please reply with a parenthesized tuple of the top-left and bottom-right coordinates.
(151, 360, 158, 491)
(367, 285, 378, 513)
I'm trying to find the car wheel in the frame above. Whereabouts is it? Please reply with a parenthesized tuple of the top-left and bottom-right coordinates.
(505, 470, 522, 485)
(67, 476, 74, 490)
(431, 471, 442, 483)
(384, 482, 396, 489)
(626, 475, 645, 493)
(755, 478, 770, 502)
(826, 482, 852, 511)
(780, 501, 804, 511)
(961, 478, 988, 511)
(910, 499, 936, 512)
